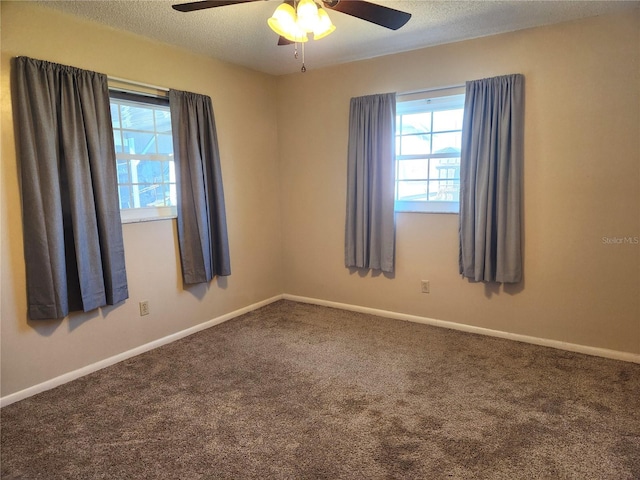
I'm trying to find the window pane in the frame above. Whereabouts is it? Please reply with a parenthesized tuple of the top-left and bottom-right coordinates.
(155, 110, 172, 133)
(159, 184, 173, 206)
(429, 157, 460, 180)
(395, 95, 464, 212)
(110, 97, 176, 220)
(157, 134, 173, 155)
(119, 105, 155, 131)
(401, 112, 431, 134)
(169, 182, 177, 206)
(118, 185, 131, 209)
(162, 161, 175, 183)
(433, 108, 464, 132)
(123, 131, 156, 155)
(432, 132, 462, 154)
(110, 104, 120, 129)
(397, 181, 428, 201)
(428, 179, 460, 201)
(113, 130, 123, 153)
(397, 159, 429, 180)
(117, 160, 130, 183)
(135, 183, 165, 207)
(401, 134, 431, 155)
(133, 159, 163, 184)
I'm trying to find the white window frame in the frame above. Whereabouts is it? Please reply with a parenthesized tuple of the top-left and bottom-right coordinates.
(110, 91, 177, 223)
(395, 93, 465, 214)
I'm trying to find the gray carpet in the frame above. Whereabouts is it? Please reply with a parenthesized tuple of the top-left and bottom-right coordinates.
(2, 300, 639, 479)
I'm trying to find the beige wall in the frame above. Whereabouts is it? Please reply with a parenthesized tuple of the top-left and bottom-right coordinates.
(2, 3, 639, 399)
(1, 2, 283, 396)
(277, 10, 639, 354)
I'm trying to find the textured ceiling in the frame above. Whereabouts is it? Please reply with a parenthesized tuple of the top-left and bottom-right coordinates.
(37, 0, 639, 76)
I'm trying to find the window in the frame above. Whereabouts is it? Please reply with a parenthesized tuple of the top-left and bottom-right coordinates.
(110, 91, 176, 222)
(395, 93, 465, 213)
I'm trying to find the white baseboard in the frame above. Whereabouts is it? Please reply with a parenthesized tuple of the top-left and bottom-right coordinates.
(283, 294, 640, 364)
(0, 295, 284, 408)
(4, 293, 638, 408)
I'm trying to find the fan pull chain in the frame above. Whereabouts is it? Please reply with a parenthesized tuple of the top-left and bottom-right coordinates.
(301, 41, 306, 73)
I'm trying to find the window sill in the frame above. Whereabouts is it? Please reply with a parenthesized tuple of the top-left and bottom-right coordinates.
(121, 215, 176, 224)
(120, 206, 177, 224)
(395, 210, 459, 215)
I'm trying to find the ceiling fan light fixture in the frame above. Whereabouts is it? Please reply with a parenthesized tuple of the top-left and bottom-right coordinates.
(313, 7, 335, 40)
(174, 0, 412, 73)
(266, 0, 338, 73)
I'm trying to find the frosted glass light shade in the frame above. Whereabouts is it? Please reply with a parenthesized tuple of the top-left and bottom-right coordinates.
(296, 0, 319, 32)
(313, 7, 335, 40)
(268, 3, 308, 42)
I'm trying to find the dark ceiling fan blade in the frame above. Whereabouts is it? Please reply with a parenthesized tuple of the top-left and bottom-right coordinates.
(172, 0, 261, 13)
(278, 36, 294, 46)
(323, 1, 411, 30)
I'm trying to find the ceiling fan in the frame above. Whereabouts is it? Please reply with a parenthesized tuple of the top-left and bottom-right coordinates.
(172, 0, 412, 71)
(172, 1, 412, 34)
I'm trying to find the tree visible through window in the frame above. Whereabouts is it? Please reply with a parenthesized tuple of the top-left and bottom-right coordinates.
(395, 94, 464, 213)
(110, 92, 176, 222)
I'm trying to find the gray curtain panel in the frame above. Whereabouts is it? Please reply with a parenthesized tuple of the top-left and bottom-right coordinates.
(459, 74, 524, 283)
(169, 89, 230, 284)
(14, 57, 128, 320)
(345, 93, 396, 273)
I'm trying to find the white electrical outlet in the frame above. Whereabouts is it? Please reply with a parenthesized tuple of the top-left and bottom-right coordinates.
(421, 280, 430, 294)
(139, 300, 150, 316)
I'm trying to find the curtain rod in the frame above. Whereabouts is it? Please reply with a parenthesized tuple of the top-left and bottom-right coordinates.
(397, 83, 465, 97)
(108, 75, 169, 93)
